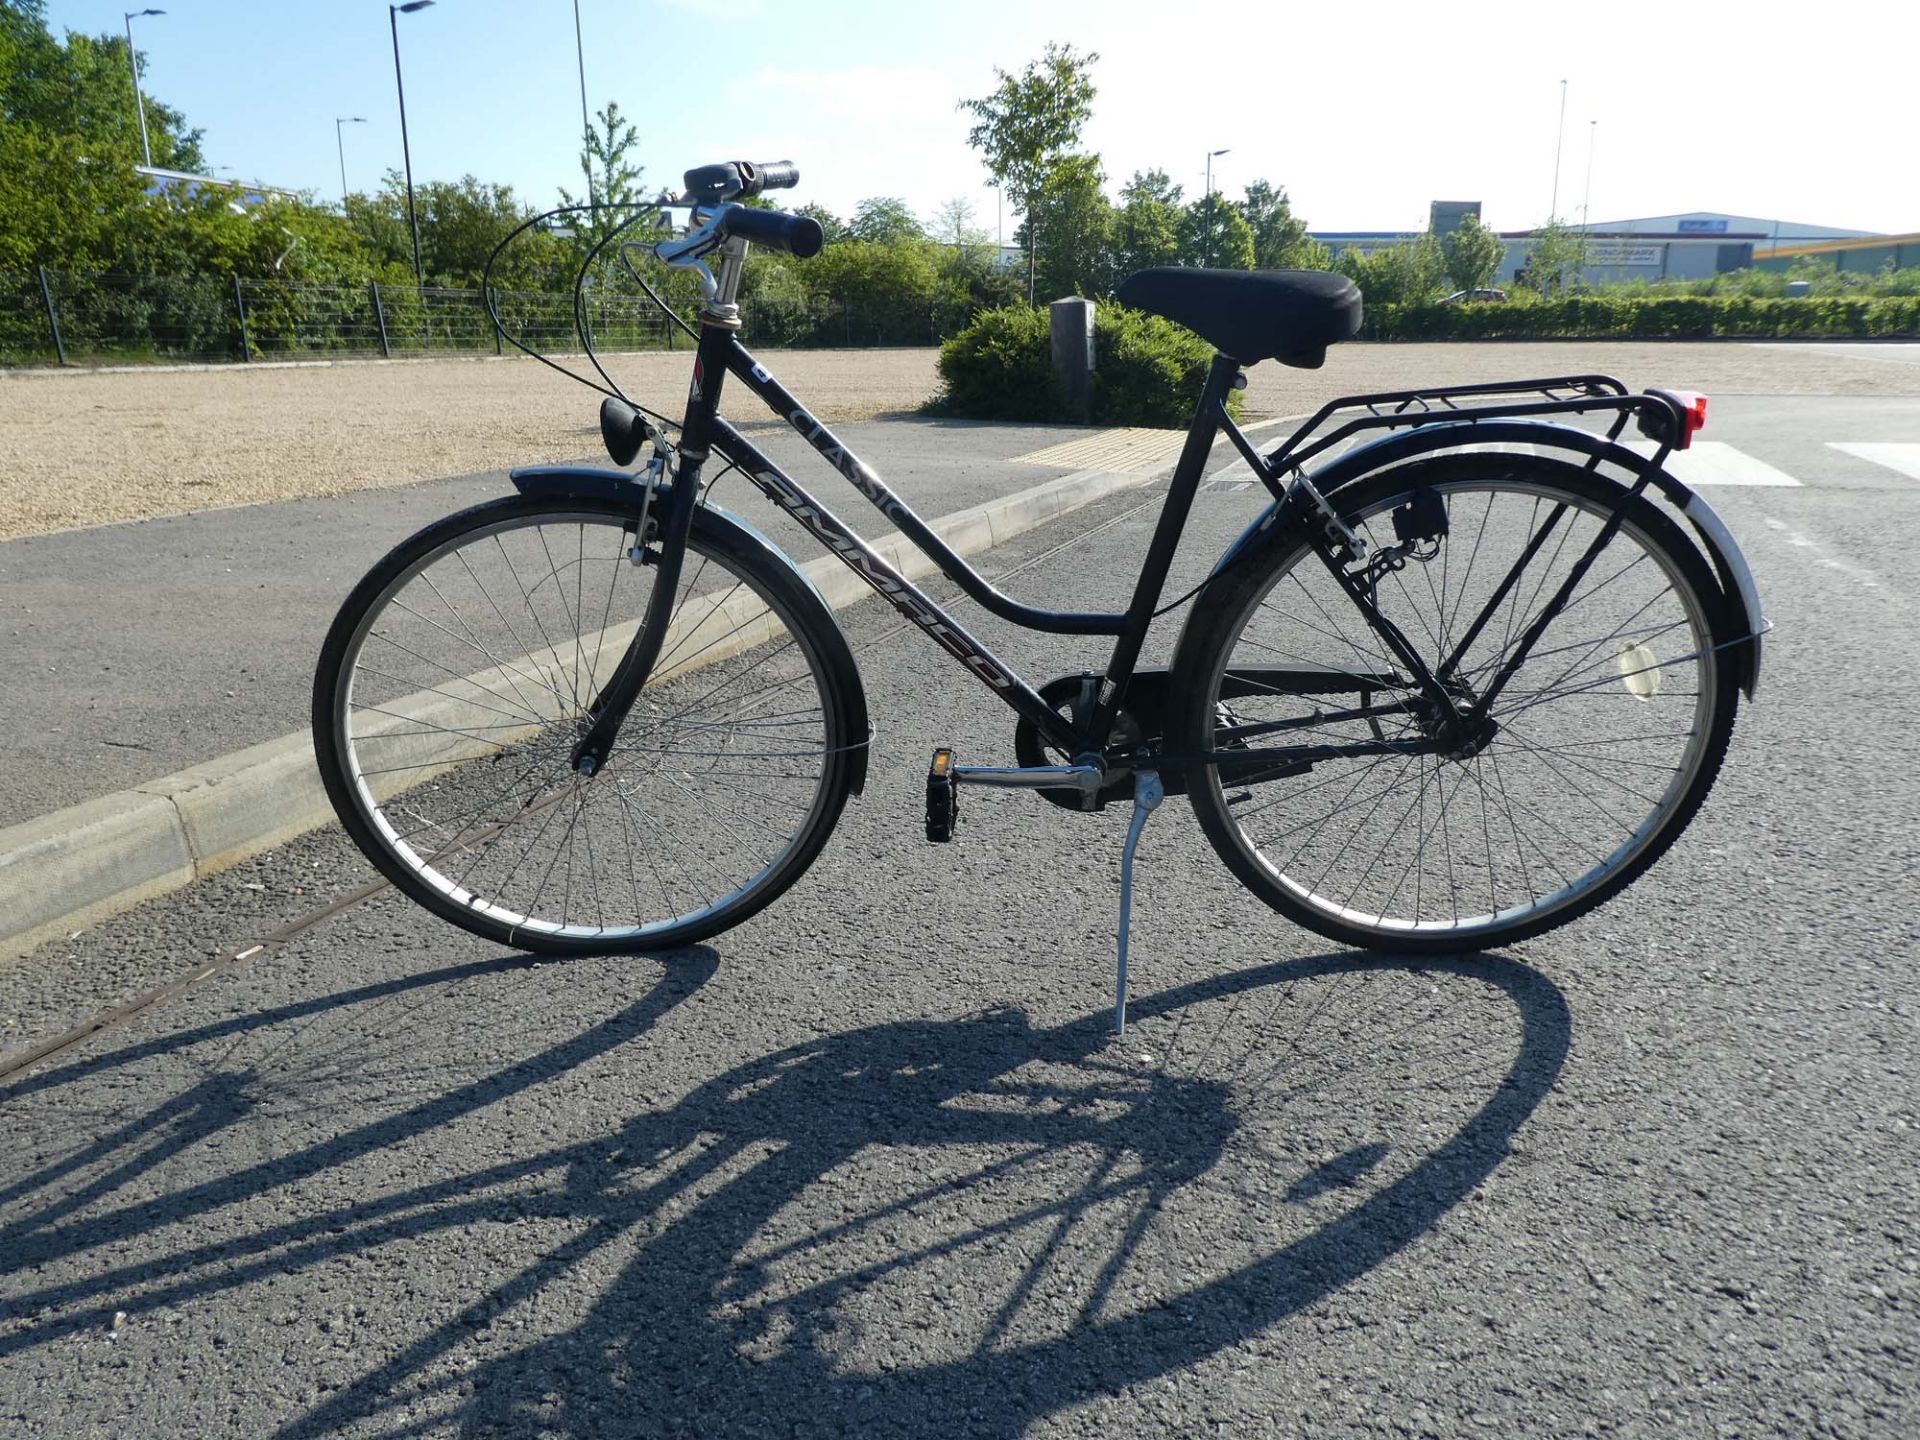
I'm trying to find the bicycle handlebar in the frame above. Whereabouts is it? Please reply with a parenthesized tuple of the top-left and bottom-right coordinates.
(726, 206, 823, 259)
(682, 159, 801, 206)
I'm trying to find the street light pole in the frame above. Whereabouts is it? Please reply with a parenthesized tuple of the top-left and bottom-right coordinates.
(572, 0, 594, 206)
(390, 0, 435, 288)
(335, 116, 367, 209)
(1580, 118, 1598, 283)
(1204, 147, 1229, 268)
(123, 9, 165, 169)
(1549, 78, 1568, 220)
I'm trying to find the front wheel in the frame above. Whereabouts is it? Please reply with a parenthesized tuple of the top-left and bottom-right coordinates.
(1175, 453, 1740, 952)
(313, 494, 862, 954)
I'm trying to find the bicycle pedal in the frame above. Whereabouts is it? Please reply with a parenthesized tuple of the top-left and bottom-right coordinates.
(925, 748, 958, 843)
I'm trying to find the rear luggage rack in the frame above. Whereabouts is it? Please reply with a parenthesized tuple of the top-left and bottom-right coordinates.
(1260, 374, 1700, 480)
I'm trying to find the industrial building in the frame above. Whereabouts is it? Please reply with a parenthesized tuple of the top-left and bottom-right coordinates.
(1314, 209, 1890, 287)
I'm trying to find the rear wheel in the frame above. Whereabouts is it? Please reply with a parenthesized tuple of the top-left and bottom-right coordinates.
(1176, 453, 1739, 952)
(313, 495, 861, 954)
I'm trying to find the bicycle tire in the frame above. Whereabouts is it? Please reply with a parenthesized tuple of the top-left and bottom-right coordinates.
(313, 494, 862, 954)
(1173, 452, 1740, 952)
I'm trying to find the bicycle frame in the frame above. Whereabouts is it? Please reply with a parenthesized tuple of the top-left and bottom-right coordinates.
(568, 295, 1699, 785)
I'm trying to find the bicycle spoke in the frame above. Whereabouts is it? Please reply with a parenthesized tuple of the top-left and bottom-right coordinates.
(1204, 468, 1723, 939)
(323, 508, 840, 944)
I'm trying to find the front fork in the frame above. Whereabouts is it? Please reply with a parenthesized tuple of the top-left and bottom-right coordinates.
(568, 318, 735, 775)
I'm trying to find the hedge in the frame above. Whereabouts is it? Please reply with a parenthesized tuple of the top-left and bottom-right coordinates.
(931, 303, 1237, 427)
(1365, 295, 1920, 342)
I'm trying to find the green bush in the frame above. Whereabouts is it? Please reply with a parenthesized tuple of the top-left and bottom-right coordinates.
(1363, 295, 1920, 342)
(1090, 305, 1230, 426)
(932, 302, 1233, 426)
(930, 306, 1063, 421)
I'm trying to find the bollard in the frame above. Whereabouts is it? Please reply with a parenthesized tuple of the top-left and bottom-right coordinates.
(1049, 296, 1096, 424)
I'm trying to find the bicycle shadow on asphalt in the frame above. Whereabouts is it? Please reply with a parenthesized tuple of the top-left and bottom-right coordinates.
(0, 948, 1570, 1438)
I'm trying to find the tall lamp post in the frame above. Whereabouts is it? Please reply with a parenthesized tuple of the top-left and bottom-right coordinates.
(335, 116, 367, 208)
(123, 9, 165, 168)
(1579, 118, 1598, 285)
(1549, 78, 1568, 220)
(389, 0, 435, 287)
(1203, 147, 1230, 267)
(572, 0, 594, 206)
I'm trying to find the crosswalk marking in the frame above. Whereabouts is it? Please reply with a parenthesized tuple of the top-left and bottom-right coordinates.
(1827, 442, 1920, 481)
(1063, 432, 1828, 492)
(1626, 440, 1802, 487)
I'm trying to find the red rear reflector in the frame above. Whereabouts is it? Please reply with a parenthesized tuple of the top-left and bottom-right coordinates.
(1670, 390, 1708, 448)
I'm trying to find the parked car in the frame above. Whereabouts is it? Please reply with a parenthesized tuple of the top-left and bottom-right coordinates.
(1441, 288, 1509, 304)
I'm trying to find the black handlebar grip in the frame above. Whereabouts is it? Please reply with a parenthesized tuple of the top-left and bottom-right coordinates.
(748, 160, 800, 193)
(726, 207, 824, 259)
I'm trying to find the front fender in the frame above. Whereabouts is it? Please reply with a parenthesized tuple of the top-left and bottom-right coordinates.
(1211, 420, 1765, 698)
(510, 463, 654, 504)
(508, 464, 872, 793)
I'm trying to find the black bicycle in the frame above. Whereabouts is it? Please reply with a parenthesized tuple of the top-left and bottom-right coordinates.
(311, 160, 1767, 1025)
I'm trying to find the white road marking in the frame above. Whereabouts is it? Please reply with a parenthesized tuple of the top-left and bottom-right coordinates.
(1827, 442, 1920, 482)
(1627, 440, 1802, 487)
(1761, 516, 1880, 589)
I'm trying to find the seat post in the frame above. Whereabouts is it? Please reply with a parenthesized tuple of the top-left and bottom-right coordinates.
(1084, 351, 1243, 745)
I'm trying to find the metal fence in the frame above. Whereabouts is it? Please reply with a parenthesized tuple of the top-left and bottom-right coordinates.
(0, 268, 688, 366)
(1, 268, 960, 366)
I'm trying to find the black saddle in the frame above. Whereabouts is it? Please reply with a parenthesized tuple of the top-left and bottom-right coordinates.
(1115, 267, 1363, 369)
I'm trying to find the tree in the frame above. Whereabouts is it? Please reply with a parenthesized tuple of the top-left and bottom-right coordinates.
(959, 42, 1099, 304)
(0, 120, 150, 270)
(557, 101, 645, 252)
(1112, 170, 1181, 280)
(805, 238, 939, 344)
(1021, 154, 1113, 300)
(1334, 234, 1447, 307)
(1239, 180, 1325, 270)
(1177, 195, 1255, 270)
(1514, 218, 1583, 294)
(796, 201, 849, 245)
(1442, 212, 1505, 293)
(1121, 169, 1183, 209)
(350, 172, 547, 287)
(849, 196, 922, 244)
(929, 196, 983, 249)
(1, 4, 203, 171)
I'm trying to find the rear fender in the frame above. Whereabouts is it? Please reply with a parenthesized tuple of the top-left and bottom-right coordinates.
(1208, 420, 1765, 698)
(509, 464, 872, 793)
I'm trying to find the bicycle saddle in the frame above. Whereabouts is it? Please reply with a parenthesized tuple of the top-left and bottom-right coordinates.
(1115, 268, 1362, 369)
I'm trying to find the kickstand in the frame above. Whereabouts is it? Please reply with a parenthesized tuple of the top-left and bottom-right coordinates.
(1113, 770, 1165, 1036)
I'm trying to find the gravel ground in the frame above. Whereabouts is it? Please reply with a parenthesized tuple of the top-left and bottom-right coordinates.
(4, 340, 1917, 542)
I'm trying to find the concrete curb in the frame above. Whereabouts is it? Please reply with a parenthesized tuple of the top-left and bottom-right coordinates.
(0, 458, 1166, 963)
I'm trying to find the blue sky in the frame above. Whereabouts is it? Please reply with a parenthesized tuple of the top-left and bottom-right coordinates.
(46, 0, 1920, 236)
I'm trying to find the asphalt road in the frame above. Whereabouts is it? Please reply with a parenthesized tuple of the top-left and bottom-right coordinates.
(1, 394, 1916, 1437)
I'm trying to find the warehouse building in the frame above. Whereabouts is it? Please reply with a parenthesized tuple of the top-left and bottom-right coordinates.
(1314, 209, 1887, 287)
(1755, 232, 1920, 273)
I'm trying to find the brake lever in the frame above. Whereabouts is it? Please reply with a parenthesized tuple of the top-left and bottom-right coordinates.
(652, 203, 733, 300)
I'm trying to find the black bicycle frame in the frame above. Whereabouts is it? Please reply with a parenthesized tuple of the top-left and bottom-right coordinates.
(571, 314, 1680, 781)
(567, 319, 1247, 773)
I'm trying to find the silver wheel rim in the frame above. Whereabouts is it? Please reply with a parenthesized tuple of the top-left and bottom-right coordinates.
(1202, 474, 1720, 941)
(332, 509, 838, 942)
